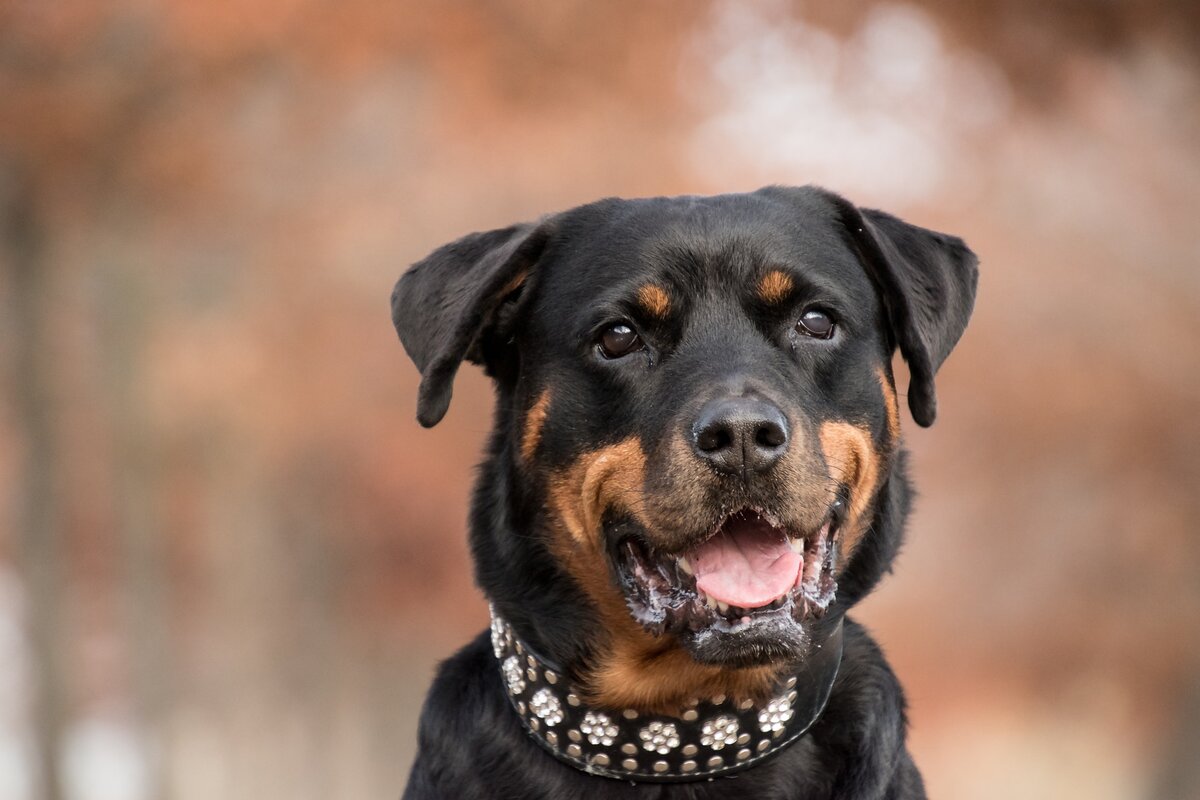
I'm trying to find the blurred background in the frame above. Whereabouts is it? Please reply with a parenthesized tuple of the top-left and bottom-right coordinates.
(2, 1, 1198, 798)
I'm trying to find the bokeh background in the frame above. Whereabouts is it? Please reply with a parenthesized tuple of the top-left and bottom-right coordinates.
(2, 1, 1199, 798)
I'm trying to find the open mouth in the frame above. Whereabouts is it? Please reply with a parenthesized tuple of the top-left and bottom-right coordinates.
(614, 502, 844, 637)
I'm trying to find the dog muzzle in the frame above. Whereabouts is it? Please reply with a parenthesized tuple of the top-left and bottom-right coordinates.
(489, 607, 844, 783)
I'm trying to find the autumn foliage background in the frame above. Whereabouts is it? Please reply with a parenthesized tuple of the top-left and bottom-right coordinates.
(2, 2, 1199, 799)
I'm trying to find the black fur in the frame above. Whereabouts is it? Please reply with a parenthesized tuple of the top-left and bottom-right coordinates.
(818, 191, 978, 427)
(393, 186, 978, 798)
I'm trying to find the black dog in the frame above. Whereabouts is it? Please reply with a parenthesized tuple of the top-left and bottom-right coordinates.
(393, 186, 977, 799)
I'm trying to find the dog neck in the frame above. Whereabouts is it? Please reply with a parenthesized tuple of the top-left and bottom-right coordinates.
(489, 606, 844, 783)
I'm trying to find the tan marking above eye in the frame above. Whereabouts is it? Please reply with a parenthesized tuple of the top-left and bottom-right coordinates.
(636, 284, 671, 318)
(521, 390, 551, 462)
(757, 270, 794, 304)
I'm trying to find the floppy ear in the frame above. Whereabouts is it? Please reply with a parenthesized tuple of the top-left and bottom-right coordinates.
(829, 196, 978, 427)
(392, 220, 553, 427)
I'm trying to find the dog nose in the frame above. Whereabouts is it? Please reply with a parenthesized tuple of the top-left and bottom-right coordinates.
(692, 396, 789, 475)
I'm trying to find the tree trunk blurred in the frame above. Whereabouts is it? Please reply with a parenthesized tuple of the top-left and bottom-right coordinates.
(102, 255, 172, 800)
(4, 166, 67, 800)
(1153, 674, 1200, 800)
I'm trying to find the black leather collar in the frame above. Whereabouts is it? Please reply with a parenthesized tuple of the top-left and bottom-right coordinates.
(490, 607, 843, 782)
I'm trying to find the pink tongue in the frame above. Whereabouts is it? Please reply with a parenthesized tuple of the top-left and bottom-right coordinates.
(690, 515, 802, 608)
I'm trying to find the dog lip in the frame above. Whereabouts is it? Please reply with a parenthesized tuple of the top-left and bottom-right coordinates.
(610, 497, 843, 565)
(617, 497, 843, 560)
(686, 504, 836, 552)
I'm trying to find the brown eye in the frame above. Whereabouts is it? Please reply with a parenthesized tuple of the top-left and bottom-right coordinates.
(796, 309, 835, 339)
(598, 323, 644, 358)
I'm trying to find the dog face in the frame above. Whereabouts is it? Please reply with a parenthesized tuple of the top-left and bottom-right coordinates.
(394, 186, 976, 708)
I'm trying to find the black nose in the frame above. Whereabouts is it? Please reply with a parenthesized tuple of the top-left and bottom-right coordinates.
(692, 396, 790, 475)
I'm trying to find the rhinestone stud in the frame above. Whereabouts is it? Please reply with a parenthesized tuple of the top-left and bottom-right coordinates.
(580, 712, 618, 747)
(502, 656, 525, 695)
(758, 694, 795, 734)
(638, 721, 680, 755)
(700, 715, 739, 750)
(490, 615, 507, 658)
(529, 688, 563, 726)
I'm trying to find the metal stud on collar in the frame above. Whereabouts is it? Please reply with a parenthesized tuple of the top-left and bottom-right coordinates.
(489, 606, 844, 783)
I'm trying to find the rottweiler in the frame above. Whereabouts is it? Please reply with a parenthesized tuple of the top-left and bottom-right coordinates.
(392, 186, 977, 799)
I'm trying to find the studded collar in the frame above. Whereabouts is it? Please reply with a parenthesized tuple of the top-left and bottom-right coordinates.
(490, 607, 844, 783)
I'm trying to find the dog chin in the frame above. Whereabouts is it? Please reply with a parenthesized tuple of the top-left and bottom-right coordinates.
(676, 613, 812, 668)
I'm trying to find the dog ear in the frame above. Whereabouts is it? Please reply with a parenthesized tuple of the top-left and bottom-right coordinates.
(829, 196, 978, 427)
(392, 220, 553, 427)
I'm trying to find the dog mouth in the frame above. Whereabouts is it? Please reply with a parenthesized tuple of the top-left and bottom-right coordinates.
(613, 501, 844, 637)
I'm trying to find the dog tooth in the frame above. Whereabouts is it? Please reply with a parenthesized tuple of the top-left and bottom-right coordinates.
(706, 595, 718, 610)
(716, 600, 730, 614)
(677, 556, 693, 576)
(789, 537, 805, 554)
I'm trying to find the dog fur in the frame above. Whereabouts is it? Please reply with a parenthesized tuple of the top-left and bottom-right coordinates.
(393, 186, 978, 799)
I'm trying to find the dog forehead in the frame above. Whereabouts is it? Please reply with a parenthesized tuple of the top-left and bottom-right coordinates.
(537, 190, 868, 304)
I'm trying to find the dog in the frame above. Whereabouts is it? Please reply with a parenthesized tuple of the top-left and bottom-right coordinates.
(393, 185, 977, 799)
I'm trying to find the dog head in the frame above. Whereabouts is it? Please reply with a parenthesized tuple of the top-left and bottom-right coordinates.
(394, 186, 976, 710)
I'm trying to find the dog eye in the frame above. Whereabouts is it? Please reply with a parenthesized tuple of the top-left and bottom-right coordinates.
(796, 309, 836, 339)
(597, 323, 645, 359)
